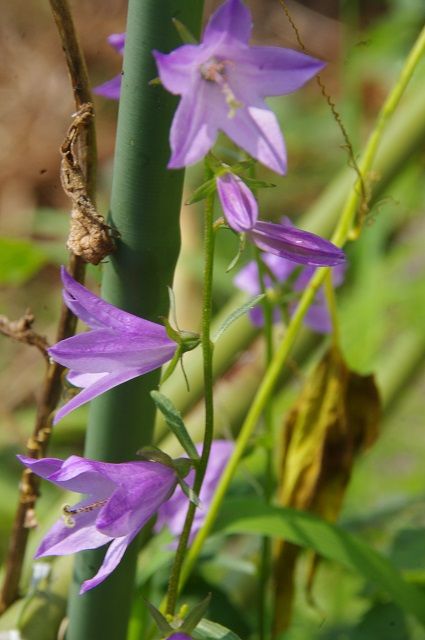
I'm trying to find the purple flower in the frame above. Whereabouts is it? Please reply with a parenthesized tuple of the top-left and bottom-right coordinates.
(168, 635, 192, 640)
(153, 0, 324, 173)
(155, 440, 234, 542)
(216, 172, 258, 232)
(94, 33, 125, 100)
(49, 268, 177, 423)
(248, 219, 345, 267)
(234, 251, 345, 333)
(17, 454, 180, 593)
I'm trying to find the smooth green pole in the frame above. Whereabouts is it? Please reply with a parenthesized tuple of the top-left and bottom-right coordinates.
(66, 2, 204, 639)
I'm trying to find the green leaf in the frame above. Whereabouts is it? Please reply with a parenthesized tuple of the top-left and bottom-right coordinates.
(186, 179, 216, 205)
(214, 498, 425, 626)
(193, 619, 242, 640)
(0, 237, 47, 285)
(150, 391, 199, 461)
(240, 176, 276, 190)
(181, 595, 211, 633)
(172, 17, 198, 44)
(212, 294, 265, 343)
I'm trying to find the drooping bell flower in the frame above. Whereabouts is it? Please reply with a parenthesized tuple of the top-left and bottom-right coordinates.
(152, 0, 325, 174)
(215, 175, 345, 266)
(49, 268, 180, 423)
(17, 454, 185, 593)
(216, 172, 258, 232)
(93, 33, 125, 100)
(155, 440, 234, 543)
(234, 251, 346, 333)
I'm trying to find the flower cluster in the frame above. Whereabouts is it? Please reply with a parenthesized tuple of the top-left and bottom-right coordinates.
(24, 0, 348, 602)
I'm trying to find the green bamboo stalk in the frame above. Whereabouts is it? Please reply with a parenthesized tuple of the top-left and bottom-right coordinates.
(65, 2, 204, 639)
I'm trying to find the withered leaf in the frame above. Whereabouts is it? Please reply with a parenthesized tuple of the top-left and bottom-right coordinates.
(273, 345, 381, 635)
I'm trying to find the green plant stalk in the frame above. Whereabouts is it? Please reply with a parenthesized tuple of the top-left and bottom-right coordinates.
(178, 22, 425, 594)
(165, 187, 216, 616)
(254, 248, 274, 640)
(65, 2, 204, 639)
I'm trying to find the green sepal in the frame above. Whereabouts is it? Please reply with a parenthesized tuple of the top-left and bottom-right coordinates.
(178, 477, 201, 508)
(238, 176, 276, 190)
(212, 293, 266, 343)
(160, 346, 182, 385)
(150, 390, 200, 461)
(225, 233, 246, 273)
(186, 178, 217, 205)
(179, 595, 211, 634)
(143, 598, 173, 636)
(172, 17, 198, 44)
(135, 446, 173, 467)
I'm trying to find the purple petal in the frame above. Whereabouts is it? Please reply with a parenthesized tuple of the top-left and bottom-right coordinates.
(93, 75, 122, 100)
(169, 635, 192, 640)
(48, 328, 176, 374)
(250, 221, 345, 266)
(156, 440, 233, 542)
(35, 504, 112, 558)
(67, 371, 105, 388)
(153, 46, 200, 95)
(234, 46, 325, 96)
(203, 0, 252, 47)
(79, 532, 135, 594)
(53, 369, 145, 423)
(220, 97, 287, 175)
(303, 302, 332, 333)
(217, 173, 258, 232)
(107, 33, 125, 54)
(168, 81, 224, 169)
(233, 261, 261, 296)
(96, 463, 177, 537)
(60, 268, 170, 338)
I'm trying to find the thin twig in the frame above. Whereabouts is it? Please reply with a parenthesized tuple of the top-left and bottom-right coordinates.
(0, 0, 97, 612)
(0, 311, 49, 361)
(277, 0, 369, 230)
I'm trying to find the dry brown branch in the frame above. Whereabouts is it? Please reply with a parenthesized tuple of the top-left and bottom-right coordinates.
(0, 311, 49, 361)
(0, 0, 98, 613)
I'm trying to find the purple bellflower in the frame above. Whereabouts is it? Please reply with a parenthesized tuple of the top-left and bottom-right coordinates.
(168, 635, 192, 640)
(216, 175, 345, 266)
(155, 440, 234, 543)
(17, 454, 181, 593)
(216, 172, 258, 232)
(234, 251, 345, 333)
(94, 33, 125, 100)
(152, 0, 324, 174)
(49, 268, 178, 423)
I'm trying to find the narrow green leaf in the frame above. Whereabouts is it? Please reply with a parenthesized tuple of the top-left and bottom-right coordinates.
(181, 594, 211, 633)
(172, 18, 198, 44)
(143, 599, 172, 635)
(240, 176, 276, 189)
(214, 498, 425, 626)
(193, 619, 242, 640)
(186, 179, 216, 205)
(150, 391, 199, 460)
(212, 294, 265, 343)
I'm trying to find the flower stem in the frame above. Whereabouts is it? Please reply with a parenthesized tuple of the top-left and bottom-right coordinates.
(165, 183, 216, 616)
(177, 21, 425, 596)
(65, 2, 204, 639)
(254, 248, 274, 640)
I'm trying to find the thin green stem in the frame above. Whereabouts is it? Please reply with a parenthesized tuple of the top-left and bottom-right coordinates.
(254, 248, 274, 640)
(324, 271, 340, 346)
(165, 186, 216, 616)
(177, 22, 425, 595)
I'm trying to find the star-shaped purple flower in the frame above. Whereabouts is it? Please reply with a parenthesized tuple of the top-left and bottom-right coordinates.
(49, 268, 177, 423)
(234, 250, 346, 333)
(17, 454, 180, 593)
(153, 0, 324, 174)
(94, 33, 125, 100)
